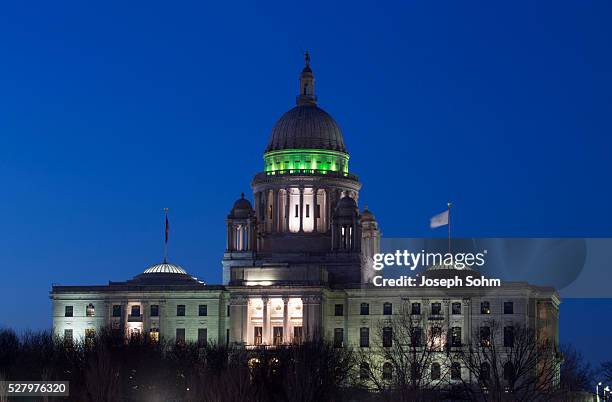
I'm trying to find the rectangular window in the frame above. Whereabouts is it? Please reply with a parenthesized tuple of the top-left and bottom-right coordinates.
(382, 327, 393, 347)
(226, 329, 230, 345)
(383, 302, 393, 315)
(112, 305, 121, 317)
(504, 326, 514, 347)
(480, 326, 491, 346)
(85, 328, 95, 341)
(295, 205, 299, 218)
(452, 302, 462, 315)
(333, 328, 344, 348)
(176, 328, 185, 344)
(334, 304, 344, 316)
(199, 304, 208, 316)
(64, 306, 73, 317)
(273, 327, 283, 346)
(86, 304, 95, 317)
(431, 302, 442, 315)
(451, 363, 461, 380)
(316, 204, 321, 218)
(177, 305, 185, 316)
(451, 327, 462, 347)
(131, 305, 141, 317)
(360, 303, 369, 315)
(150, 304, 159, 317)
(227, 305, 231, 317)
(64, 329, 73, 344)
(360, 327, 369, 347)
(198, 328, 208, 346)
(149, 328, 159, 342)
(430, 326, 442, 345)
(481, 301, 491, 314)
(411, 303, 421, 315)
(504, 301, 514, 315)
(306, 204, 310, 218)
(293, 326, 303, 344)
(254, 326, 263, 345)
(411, 328, 422, 346)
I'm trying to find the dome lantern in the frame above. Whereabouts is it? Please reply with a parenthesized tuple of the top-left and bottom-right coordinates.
(297, 51, 317, 106)
(263, 53, 350, 176)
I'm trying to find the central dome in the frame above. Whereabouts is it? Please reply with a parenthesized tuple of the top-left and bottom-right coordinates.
(266, 104, 346, 153)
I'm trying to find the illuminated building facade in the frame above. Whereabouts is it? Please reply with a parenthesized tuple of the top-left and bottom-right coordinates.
(50, 55, 559, 384)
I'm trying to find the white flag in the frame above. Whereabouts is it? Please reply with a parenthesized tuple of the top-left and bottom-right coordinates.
(430, 210, 449, 228)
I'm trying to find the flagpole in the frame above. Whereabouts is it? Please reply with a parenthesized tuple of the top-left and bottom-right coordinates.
(163, 208, 169, 263)
(447, 202, 452, 254)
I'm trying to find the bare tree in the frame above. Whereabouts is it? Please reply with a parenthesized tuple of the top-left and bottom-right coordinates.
(455, 319, 559, 402)
(358, 309, 451, 401)
(601, 361, 612, 384)
(84, 342, 121, 402)
(558, 344, 591, 393)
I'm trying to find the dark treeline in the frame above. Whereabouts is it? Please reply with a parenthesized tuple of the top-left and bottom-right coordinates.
(0, 327, 599, 402)
(0, 327, 361, 402)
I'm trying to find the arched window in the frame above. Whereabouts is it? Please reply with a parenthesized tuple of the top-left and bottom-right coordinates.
(451, 362, 461, 380)
(480, 362, 490, 383)
(382, 362, 393, 380)
(431, 363, 441, 380)
(86, 303, 95, 317)
(503, 362, 515, 382)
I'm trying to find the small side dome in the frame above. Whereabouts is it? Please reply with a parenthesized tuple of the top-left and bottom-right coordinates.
(229, 193, 254, 219)
(334, 196, 358, 217)
(143, 262, 188, 274)
(360, 206, 376, 222)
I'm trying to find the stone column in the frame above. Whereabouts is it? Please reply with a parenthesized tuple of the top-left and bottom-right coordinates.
(121, 300, 128, 338)
(462, 298, 471, 346)
(242, 300, 248, 344)
(284, 188, 290, 232)
(311, 295, 322, 340)
(313, 187, 319, 232)
(325, 188, 330, 232)
(299, 186, 304, 232)
(422, 298, 430, 337)
(283, 297, 289, 343)
(302, 296, 309, 341)
(142, 301, 149, 334)
(443, 298, 450, 328)
(263, 190, 269, 232)
(272, 189, 279, 233)
(262, 296, 269, 345)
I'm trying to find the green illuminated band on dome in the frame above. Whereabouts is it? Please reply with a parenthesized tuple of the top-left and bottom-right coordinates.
(264, 149, 349, 174)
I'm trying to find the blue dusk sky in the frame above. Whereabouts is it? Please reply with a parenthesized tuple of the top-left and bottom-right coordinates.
(0, 2, 611, 368)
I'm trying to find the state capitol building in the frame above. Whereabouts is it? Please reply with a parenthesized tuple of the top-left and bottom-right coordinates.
(50, 56, 559, 381)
